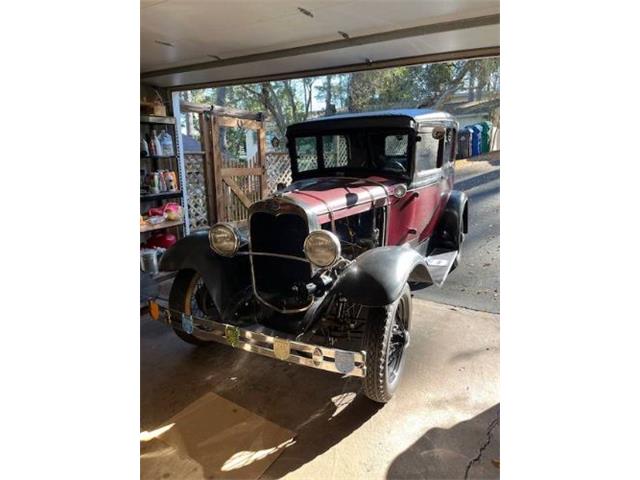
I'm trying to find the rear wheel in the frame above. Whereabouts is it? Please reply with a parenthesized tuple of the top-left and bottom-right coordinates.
(362, 283, 412, 403)
(169, 270, 218, 346)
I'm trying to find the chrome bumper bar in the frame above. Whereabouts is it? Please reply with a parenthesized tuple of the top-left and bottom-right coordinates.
(148, 300, 366, 378)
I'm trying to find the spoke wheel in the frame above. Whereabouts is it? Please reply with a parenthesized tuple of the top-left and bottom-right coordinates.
(363, 283, 412, 403)
(387, 299, 409, 384)
(169, 270, 218, 346)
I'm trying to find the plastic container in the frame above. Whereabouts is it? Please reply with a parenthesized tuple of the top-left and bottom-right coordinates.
(159, 130, 174, 156)
(141, 136, 149, 157)
(469, 125, 482, 157)
(480, 121, 493, 153)
(457, 129, 471, 159)
(140, 248, 162, 274)
(151, 130, 162, 157)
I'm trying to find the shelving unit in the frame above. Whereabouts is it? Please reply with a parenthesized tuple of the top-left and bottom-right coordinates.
(140, 114, 184, 235)
(140, 113, 186, 306)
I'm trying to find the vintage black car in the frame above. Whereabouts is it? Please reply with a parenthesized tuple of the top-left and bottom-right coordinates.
(148, 108, 468, 403)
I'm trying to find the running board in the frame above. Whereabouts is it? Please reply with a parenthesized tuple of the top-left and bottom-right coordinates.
(425, 250, 458, 287)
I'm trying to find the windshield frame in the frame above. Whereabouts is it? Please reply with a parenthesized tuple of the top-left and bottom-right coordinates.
(287, 126, 416, 181)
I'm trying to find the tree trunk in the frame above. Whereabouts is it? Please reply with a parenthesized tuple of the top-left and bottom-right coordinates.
(261, 84, 287, 139)
(346, 74, 355, 112)
(182, 91, 194, 137)
(324, 75, 333, 116)
(215, 86, 226, 106)
(467, 63, 476, 102)
(426, 62, 474, 109)
(283, 81, 298, 122)
(303, 79, 313, 120)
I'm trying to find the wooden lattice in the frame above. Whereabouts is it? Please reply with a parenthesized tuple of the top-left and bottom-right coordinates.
(265, 152, 292, 195)
(184, 153, 209, 230)
(323, 135, 349, 167)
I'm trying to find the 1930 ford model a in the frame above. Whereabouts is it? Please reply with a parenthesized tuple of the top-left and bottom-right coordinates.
(149, 108, 468, 403)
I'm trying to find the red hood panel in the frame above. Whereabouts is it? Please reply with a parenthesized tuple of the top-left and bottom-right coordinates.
(283, 176, 402, 224)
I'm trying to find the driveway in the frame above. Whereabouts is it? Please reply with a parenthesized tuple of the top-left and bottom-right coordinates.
(141, 299, 499, 480)
(414, 153, 500, 313)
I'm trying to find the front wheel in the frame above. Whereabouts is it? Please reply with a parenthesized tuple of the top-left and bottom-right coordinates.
(169, 269, 218, 347)
(362, 283, 412, 403)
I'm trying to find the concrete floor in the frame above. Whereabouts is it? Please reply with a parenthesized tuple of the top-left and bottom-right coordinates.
(415, 153, 500, 314)
(141, 298, 500, 479)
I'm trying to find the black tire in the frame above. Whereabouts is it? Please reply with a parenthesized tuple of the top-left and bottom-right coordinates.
(169, 269, 217, 347)
(363, 283, 412, 403)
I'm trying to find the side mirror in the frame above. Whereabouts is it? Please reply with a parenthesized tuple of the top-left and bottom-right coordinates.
(432, 126, 445, 140)
(276, 182, 288, 191)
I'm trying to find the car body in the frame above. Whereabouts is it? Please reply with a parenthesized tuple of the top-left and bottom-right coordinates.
(149, 108, 468, 403)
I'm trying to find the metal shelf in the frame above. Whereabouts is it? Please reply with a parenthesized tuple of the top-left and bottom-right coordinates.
(140, 191, 182, 202)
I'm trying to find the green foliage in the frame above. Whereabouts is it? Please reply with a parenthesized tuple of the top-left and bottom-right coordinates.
(186, 57, 499, 140)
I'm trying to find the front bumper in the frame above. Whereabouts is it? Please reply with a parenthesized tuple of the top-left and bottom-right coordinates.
(148, 300, 366, 378)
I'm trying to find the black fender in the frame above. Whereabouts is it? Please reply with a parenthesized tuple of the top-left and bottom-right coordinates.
(159, 230, 250, 314)
(433, 190, 468, 249)
(332, 245, 432, 307)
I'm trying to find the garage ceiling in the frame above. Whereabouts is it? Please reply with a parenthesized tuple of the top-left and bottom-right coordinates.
(141, 0, 499, 90)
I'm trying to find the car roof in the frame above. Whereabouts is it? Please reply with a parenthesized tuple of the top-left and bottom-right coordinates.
(295, 108, 454, 124)
(287, 108, 456, 133)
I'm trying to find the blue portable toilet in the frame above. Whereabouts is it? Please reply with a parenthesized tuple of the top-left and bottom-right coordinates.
(469, 125, 482, 157)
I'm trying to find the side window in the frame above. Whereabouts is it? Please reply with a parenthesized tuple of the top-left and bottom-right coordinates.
(441, 128, 456, 165)
(295, 136, 318, 172)
(323, 135, 350, 168)
(384, 135, 408, 156)
(415, 129, 440, 172)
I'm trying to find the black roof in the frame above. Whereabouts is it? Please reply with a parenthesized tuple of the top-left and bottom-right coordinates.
(287, 108, 456, 135)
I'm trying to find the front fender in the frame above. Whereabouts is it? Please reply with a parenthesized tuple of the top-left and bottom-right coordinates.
(159, 230, 250, 313)
(333, 246, 432, 307)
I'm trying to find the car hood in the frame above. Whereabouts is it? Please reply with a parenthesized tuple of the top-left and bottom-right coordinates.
(279, 176, 403, 224)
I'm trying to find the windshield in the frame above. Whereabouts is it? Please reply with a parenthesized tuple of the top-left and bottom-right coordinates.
(290, 129, 413, 177)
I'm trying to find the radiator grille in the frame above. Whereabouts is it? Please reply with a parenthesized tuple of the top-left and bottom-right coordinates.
(250, 211, 311, 310)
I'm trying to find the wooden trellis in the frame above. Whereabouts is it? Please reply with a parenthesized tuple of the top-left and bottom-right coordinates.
(181, 102, 267, 224)
(265, 152, 292, 195)
(184, 152, 210, 230)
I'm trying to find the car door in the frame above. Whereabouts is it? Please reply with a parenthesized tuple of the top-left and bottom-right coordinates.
(387, 125, 444, 246)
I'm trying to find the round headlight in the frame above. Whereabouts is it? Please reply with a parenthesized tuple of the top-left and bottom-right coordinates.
(304, 230, 341, 268)
(208, 223, 239, 257)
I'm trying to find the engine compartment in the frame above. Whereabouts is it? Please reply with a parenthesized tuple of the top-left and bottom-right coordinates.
(321, 207, 385, 259)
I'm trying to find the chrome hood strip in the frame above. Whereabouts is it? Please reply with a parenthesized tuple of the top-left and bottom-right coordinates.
(282, 176, 394, 224)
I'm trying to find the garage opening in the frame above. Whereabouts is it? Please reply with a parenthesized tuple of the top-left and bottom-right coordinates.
(170, 56, 499, 229)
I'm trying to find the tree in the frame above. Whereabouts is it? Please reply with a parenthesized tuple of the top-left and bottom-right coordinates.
(190, 57, 499, 138)
(237, 78, 316, 138)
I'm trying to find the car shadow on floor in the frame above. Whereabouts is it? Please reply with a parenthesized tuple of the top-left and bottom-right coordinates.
(386, 403, 500, 480)
(140, 316, 382, 478)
